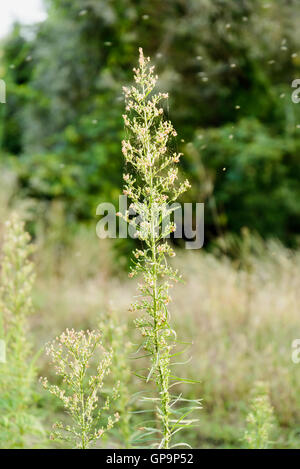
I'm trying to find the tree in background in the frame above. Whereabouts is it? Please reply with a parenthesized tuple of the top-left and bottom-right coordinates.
(1, 0, 300, 244)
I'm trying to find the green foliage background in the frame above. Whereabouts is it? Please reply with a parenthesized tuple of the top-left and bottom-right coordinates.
(1, 0, 300, 244)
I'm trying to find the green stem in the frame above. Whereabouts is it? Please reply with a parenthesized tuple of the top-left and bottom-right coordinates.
(149, 158, 171, 448)
(141, 71, 171, 448)
(151, 238, 171, 448)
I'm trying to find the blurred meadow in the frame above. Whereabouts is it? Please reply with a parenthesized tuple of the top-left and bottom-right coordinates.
(0, 0, 300, 449)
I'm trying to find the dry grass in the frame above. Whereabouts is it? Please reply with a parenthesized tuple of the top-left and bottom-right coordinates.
(28, 223, 300, 448)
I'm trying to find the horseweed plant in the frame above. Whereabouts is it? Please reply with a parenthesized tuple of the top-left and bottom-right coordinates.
(0, 214, 41, 448)
(120, 49, 201, 448)
(41, 329, 120, 449)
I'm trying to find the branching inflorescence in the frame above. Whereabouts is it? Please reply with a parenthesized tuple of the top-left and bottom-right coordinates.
(120, 49, 200, 448)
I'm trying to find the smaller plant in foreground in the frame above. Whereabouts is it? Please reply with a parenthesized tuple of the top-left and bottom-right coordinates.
(41, 329, 120, 449)
(244, 381, 275, 449)
(99, 311, 132, 448)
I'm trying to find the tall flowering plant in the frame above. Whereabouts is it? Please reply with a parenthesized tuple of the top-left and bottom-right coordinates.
(121, 49, 200, 449)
